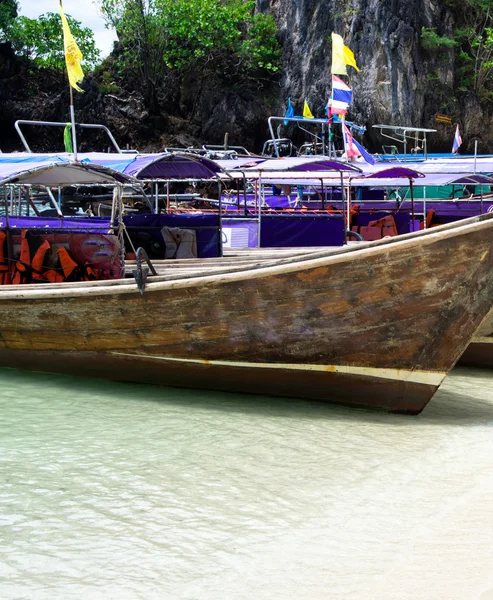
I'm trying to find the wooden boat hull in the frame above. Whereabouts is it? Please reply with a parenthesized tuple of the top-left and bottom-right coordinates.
(2, 214, 493, 414)
(461, 308, 493, 367)
(0, 348, 439, 414)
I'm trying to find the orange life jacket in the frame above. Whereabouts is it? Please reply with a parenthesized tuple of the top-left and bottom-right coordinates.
(0, 231, 10, 285)
(43, 269, 65, 283)
(31, 239, 51, 281)
(420, 209, 436, 230)
(367, 215, 399, 237)
(83, 261, 98, 281)
(12, 229, 30, 285)
(42, 246, 81, 283)
(57, 246, 79, 280)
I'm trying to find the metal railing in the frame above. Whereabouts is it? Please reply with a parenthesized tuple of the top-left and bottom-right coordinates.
(15, 120, 125, 154)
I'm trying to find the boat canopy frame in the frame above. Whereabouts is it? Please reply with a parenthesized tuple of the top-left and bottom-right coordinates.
(14, 120, 137, 155)
(372, 124, 437, 160)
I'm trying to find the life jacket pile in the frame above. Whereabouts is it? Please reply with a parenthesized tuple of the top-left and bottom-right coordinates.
(0, 229, 121, 285)
(351, 214, 399, 241)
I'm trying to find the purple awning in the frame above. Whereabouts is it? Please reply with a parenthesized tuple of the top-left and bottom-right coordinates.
(290, 159, 362, 172)
(239, 156, 362, 173)
(346, 172, 493, 188)
(123, 153, 224, 179)
(366, 167, 425, 179)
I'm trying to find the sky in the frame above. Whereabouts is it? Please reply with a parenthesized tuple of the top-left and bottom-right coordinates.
(18, 0, 118, 58)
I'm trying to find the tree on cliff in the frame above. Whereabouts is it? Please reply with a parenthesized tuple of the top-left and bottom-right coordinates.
(0, 0, 17, 39)
(95, 0, 280, 113)
(454, 0, 493, 93)
(5, 12, 100, 70)
(0, 2, 100, 76)
(422, 0, 493, 94)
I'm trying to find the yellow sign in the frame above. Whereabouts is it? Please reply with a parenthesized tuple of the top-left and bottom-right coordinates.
(435, 113, 453, 124)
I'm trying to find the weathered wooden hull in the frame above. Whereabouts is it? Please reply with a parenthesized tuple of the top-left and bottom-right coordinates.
(2, 214, 493, 414)
(461, 308, 493, 367)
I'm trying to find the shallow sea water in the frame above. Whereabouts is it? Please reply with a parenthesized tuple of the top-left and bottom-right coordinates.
(1, 366, 493, 599)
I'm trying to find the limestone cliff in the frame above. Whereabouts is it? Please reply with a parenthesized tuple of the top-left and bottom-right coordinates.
(266, 0, 489, 152)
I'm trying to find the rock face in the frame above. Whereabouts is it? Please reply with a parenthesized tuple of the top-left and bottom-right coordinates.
(1, 1, 492, 154)
(265, 0, 491, 153)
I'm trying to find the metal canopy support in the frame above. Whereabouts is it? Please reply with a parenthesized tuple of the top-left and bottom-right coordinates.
(268, 116, 332, 159)
(14, 120, 125, 154)
(258, 170, 262, 247)
(340, 172, 347, 245)
(45, 187, 63, 217)
(218, 179, 223, 257)
(372, 124, 437, 160)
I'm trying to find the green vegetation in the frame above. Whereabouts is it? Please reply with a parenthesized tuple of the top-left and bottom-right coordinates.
(95, 0, 281, 108)
(93, 68, 120, 95)
(0, 0, 281, 112)
(0, 0, 18, 38)
(9, 13, 100, 69)
(332, 0, 360, 20)
(421, 0, 493, 93)
(420, 27, 456, 50)
(97, 0, 280, 73)
(0, 2, 100, 70)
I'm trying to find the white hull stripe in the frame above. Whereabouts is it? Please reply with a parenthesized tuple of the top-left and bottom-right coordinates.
(111, 352, 445, 387)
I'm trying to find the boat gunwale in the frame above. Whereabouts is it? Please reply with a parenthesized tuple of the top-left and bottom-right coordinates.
(0, 212, 492, 300)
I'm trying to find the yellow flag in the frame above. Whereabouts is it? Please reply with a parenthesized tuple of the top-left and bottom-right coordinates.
(343, 45, 360, 72)
(303, 100, 314, 119)
(332, 32, 360, 74)
(331, 33, 347, 75)
(58, 2, 84, 92)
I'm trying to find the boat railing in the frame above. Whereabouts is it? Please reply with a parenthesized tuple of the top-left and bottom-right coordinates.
(14, 119, 134, 154)
(372, 124, 437, 160)
(163, 147, 204, 155)
(262, 138, 297, 157)
(202, 144, 253, 156)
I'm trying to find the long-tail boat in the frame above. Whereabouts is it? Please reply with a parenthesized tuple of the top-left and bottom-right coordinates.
(0, 212, 493, 414)
(3, 145, 493, 403)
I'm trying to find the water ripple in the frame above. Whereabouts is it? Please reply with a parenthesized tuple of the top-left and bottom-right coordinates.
(1, 367, 493, 598)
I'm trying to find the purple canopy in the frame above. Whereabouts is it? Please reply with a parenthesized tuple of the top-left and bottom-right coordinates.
(366, 167, 425, 179)
(445, 174, 493, 184)
(123, 153, 224, 179)
(347, 172, 493, 188)
(290, 159, 362, 173)
(240, 156, 362, 173)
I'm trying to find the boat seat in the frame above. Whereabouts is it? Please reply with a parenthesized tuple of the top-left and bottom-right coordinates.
(161, 226, 197, 259)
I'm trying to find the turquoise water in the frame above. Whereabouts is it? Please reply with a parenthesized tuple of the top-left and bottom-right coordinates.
(1, 367, 493, 599)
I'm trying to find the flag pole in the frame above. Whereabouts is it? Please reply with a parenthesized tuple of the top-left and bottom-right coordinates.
(59, 0, 81, 161)
(328, 118, 332, 157)
(69, 86, 78, 160)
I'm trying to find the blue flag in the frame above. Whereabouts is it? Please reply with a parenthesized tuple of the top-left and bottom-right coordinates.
(283, 97, 294, 126)
(353, 138, 376, 165)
